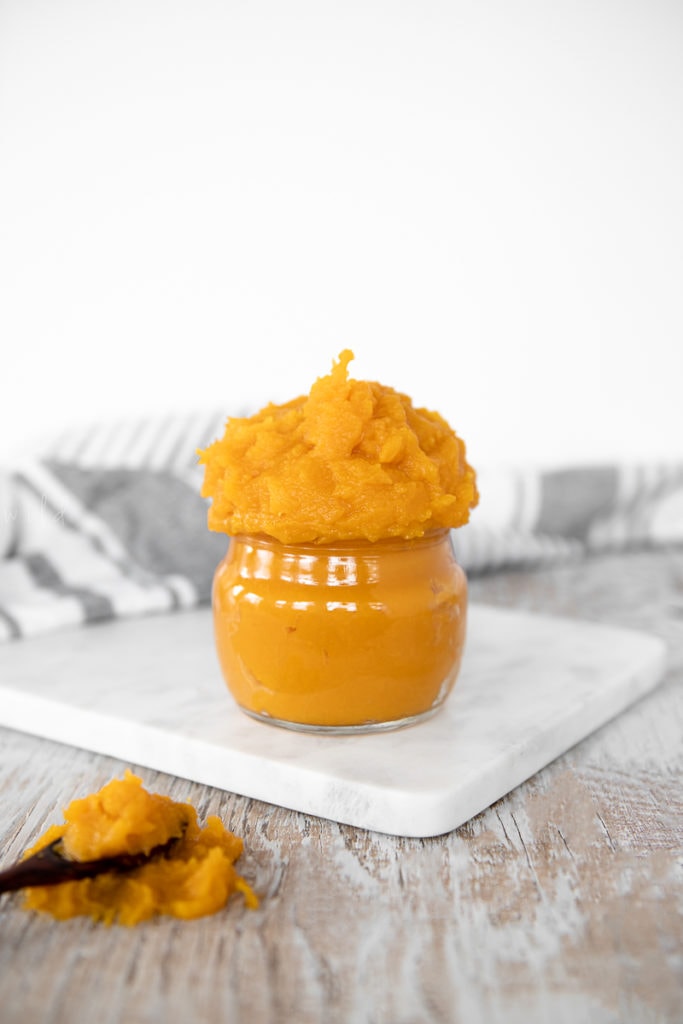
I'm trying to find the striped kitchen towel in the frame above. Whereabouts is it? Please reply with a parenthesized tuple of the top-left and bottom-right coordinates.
(0, 414, 681, 642)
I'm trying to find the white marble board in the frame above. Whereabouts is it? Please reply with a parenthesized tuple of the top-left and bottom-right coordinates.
(0, 605, 666, 837)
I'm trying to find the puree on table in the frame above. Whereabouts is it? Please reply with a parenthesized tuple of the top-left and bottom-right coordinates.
(22, 772, 258, 925)
(198, 350, 478, 544)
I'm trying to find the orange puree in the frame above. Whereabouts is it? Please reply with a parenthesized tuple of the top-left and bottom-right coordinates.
(22, 772, 258, 925)
(198, 350, 478, 544)
(213, 530, 467, 728)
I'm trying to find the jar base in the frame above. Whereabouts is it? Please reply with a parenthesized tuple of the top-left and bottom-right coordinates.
(239, 705, 441, 735)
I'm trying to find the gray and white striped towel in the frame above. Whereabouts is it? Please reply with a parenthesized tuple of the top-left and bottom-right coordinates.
(1, 414, 681, 643)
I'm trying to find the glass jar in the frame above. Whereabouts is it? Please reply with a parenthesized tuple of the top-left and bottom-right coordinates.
(212, 528, 468, 734)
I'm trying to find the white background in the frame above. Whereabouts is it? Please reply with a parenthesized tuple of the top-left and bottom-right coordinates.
(1, 0, 681, 468)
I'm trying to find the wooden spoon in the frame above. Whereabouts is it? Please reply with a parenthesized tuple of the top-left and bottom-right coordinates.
(0, 835, 181, 894)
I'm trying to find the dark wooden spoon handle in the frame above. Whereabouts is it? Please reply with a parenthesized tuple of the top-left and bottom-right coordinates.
(0, 837, 178, 894)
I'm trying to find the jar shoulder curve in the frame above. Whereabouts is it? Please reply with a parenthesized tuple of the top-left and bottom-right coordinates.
(213, 530, 466, 599)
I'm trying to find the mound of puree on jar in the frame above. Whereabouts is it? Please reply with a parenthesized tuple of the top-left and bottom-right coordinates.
(22, 772, 258, 925)
(198, 350, 478, 543)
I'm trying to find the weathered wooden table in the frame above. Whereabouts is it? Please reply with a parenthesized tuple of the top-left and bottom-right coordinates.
(1, 547, 681, 1024)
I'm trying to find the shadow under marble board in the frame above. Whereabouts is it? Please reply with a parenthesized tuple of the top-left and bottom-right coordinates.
(0, 605, 666, 837)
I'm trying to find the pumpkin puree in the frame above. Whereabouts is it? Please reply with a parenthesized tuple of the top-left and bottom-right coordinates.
(22, 772, 258, 925)
(198, 349, 478, 544)
(200, 352, 477, 728)
(212, 530, 468, 727)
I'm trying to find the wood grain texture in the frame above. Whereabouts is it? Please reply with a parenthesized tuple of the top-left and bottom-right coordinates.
(0, 547, 681, 1024)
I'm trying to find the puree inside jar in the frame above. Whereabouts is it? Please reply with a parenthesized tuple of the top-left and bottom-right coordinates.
(212, 530, 468, 728)
(198, 350, 478, 544)
(22, 772, 258, 925)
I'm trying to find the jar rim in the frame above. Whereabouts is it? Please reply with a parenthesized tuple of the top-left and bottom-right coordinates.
(228, 528, 452, 554)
